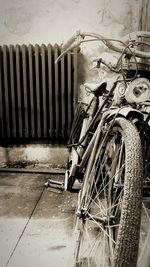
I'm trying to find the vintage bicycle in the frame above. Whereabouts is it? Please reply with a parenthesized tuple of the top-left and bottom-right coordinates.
(55, 31, 150, 267)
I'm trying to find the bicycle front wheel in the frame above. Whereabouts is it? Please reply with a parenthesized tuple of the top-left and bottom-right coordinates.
(74, 117, 143, 267)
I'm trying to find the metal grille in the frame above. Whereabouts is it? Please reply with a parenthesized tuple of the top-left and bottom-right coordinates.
(0, 44, 78, 142)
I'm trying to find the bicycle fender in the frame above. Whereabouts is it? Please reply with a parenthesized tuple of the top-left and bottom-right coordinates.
(106, 106, 143, 121)
(69, 147, 79, 177)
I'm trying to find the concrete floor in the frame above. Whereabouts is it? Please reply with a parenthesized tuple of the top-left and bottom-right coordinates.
(0, 172, 77, 267)
(1, 171, 150, 267)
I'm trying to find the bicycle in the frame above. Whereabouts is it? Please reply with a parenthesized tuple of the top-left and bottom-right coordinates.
(56, 31, 150, 267)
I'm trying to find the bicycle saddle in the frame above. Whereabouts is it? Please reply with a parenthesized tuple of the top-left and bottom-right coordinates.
(84, 82, 107, 96)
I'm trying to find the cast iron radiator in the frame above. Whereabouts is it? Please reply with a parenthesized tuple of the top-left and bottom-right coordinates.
(0, 44, 78, 142)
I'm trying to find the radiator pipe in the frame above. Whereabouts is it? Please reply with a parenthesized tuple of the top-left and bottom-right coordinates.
(0, 167, 65, 175)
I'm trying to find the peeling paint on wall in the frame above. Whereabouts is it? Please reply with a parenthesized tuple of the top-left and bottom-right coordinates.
(0, 0, 141, 45)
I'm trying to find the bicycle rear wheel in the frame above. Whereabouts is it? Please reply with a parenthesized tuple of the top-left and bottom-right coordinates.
(74, 117, 143, 267)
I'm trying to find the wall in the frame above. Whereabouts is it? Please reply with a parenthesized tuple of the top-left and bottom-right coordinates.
(0, 144, 68, 167)
(0, 0, 140, 45)
(0, 0, 142, 84)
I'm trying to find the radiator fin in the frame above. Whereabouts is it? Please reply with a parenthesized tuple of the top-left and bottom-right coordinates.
(0, 44, 78, 142)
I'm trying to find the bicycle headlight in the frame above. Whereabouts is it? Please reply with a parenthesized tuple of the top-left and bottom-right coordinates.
(125, 78, 150, 104)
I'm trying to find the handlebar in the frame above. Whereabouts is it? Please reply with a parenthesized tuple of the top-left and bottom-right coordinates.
(62, 36, 76, 51)
(55, 31, 83, 64)
(55, 31, 150, 64)
(61, 31, 83, 51)
(122, 31, 150, 43)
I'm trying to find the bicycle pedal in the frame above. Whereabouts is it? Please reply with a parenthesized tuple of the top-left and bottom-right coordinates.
(44, 179, 64, 191)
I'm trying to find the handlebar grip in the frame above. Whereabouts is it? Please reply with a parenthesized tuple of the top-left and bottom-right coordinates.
(61, 35, 77, 51)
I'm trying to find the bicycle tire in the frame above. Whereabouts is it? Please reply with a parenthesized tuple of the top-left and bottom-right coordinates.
(74, 117, 143, 267)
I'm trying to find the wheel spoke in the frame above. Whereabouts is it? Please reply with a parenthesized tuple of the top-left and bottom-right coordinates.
(87, 212, 116, 245)
(142, 202, 150, 223)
